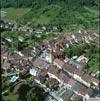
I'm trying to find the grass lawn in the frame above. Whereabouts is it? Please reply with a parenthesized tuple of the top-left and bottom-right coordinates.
(1, 8, 31, 22)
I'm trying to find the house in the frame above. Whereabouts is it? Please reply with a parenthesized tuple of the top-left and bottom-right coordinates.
(74, 69, 84, 79)
(46, 77, 59, 89)
(74, 34, 83, 43)
(7, 53, 22, 66)
(47, 66, 61, 82)
(29, 68, 38, 76)
(60, 90, 73, 101)
(19, 26, 33, 36)
(67, 78, 77, 88)
(33, 57, 49, 69)
(40, 49, 52, 63)
(52, 47, 62, 59)
(1, 60, 11, 71)
(78, 86, 93, 98)
(90, 77, 99, 87)
(70, 94, 82, 101)
(38, 69, 48, 77)
(69, 59, 83, 70)
(21, 47, 34, 57)
(1, 47, 8, 60)
(77, 54, 89, 63)
(53, 58, 65, 69)
(62, 73, 70, 85)
(71, 81, 84, 93)
(63, 63, 76, 76)
(38, 69, 48, 82)
(34, 28, 43, 34)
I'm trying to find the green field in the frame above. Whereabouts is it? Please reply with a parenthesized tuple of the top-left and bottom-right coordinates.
(19, 4, 99, 32)
(1, 8, 31, 22)
(1, 0, 99, 31)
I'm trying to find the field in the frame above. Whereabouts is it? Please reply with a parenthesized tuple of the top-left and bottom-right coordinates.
(19, 5, 99, 32)
(1, 0, 99, 32)
(1, 8, 31, 22)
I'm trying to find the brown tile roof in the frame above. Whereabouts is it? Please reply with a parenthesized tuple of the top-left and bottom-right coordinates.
(39, 69, 48, 77)
(47, 66, 60, 77)
(60, 90, 73, 101)
(79, 86, 93, 96)
(82, 73, 92, 83)
(90, 76, 99, 85)
(68, 78, 76, 87)
(74, 95, 82, 101)
(63, 74, 70, 84)
(82, 73, 99, 84)
(60, 92, 69, 101)
(33, 57, 46, 68)
(74, 69, 84, 77)
(21, 47, 33, 56)
(46, 78, 59, 87)
(54, 58, 65, 68)
(63, 63, 76, 74)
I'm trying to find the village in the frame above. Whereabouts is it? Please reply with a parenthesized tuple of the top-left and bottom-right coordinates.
(1, 19, 100, 101)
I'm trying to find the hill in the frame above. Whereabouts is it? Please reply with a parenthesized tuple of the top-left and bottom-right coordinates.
(1, 0, 99, 31)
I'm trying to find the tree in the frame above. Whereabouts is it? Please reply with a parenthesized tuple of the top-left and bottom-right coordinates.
(26, 89, 39, 101)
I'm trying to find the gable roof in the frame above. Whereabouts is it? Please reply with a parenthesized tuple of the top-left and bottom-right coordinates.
(63, 63, 76, 74)
(54, 58, 65, 68)
(47, 66, 60, 77)
(68, 78, 76, 87)
(33, 57, 47, 69)
(79, 86, 93, 96)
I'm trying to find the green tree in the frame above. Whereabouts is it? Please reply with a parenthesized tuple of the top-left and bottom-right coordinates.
(26, 89, 39, 101)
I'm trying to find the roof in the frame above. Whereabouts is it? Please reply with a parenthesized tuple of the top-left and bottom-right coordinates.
(79, 86, 93, 96)
(60, 92, 69, 101)
(39, 69, 48, 77)
(47, 66, 60, 77)
(54, 58, 64, 68)
(29, 68, 37, 76)
(63, 63, 76, 74)
(90, 76, 99, 85)
(21, 47, 34, 56)
(46, 78, 59, 87)
(60, 90, 73, 101)
(68, 78, 76, 87)
(82, 73, 92, 83)
(33, 57, 47, 68)
(10, 76, 19, 83)
(72, 82, 83, 92)
(63, 74, 70, 84)
(74, 69, 84, 77)
(74, 95, 82, 101)
(52, 47, 61, 55)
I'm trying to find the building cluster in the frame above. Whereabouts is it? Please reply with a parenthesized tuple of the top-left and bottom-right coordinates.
(1, 29, 99, 101)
